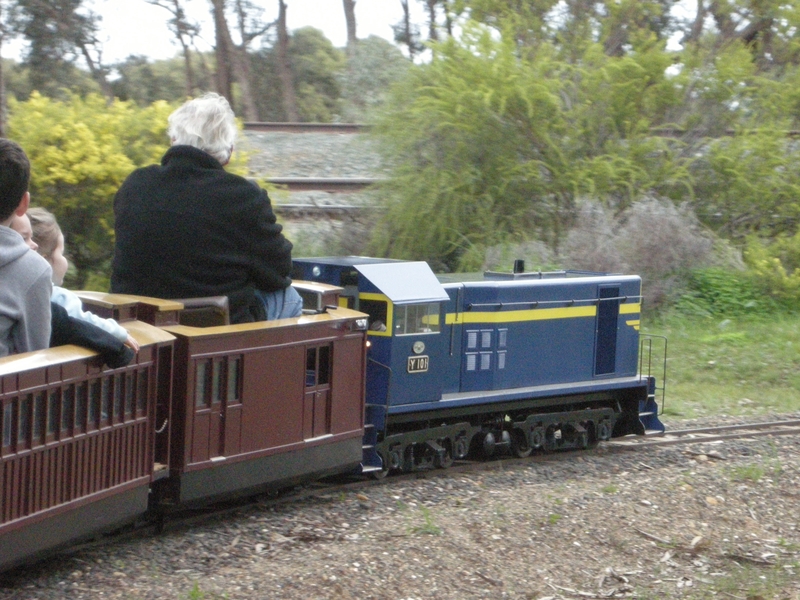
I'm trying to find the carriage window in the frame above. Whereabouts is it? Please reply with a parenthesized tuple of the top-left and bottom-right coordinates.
(18, 395, 31, 447)
(75, 384, 87, 433)
(2, 402, 12, 448)
(195, 361, 209, 407)
(136, 371, 148, 414)
(306, 345, 332, 387)
(394, 303, 440, 335)
(47, 391, 58, 435)
(88, 381, 99, 428)
(101, 378, 111, 422)
(212, 361, 223, 404)
(33, 392, 45, 442)
(61, 385, 74, 433)
(318, 346, 331, 386)
(306, 347, 317, 387)
(360, 299, 388, 333)
(124, 372, 135, 418)
(113, 374, 124, 421)
(227, 357, 241, 404)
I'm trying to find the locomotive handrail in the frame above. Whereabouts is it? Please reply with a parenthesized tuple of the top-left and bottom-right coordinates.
(466, 295, 643, 310)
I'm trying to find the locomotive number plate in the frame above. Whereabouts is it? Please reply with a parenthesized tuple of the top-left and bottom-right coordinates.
(407, 355, 429, 373)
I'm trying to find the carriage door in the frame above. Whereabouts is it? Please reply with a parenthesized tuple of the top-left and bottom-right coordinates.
(192, 356, 243, 463)
(303, 344, 332, 439)
(594, 286, 620, 376)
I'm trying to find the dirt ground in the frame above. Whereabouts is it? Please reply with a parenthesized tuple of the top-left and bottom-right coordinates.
(1, 416, 799, 600)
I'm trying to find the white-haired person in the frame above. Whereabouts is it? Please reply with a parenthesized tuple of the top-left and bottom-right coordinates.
(110, 92, 302, 324)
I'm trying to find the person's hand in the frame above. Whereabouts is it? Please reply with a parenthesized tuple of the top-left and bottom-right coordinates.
(125, 334, 140, 353)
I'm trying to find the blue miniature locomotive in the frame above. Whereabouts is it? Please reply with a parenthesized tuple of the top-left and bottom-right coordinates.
(293, 257, 665, 474)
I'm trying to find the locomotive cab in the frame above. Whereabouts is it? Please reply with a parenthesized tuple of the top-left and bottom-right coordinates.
(293, 258, 450, 411)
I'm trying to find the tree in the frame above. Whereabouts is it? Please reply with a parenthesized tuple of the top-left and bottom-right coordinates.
(393, 0, 423, 59)
(250, 27, 345, 122)
(110, 55, 213, 105)
(339, 35, 409, 122)
(342, 0, 356, 56)
(146, 0, 202, 97)
(275, 0, 298, 120)
(368, 1, 800, 271)
(7, 93, 174, 288)
(10, 0, 113, 100)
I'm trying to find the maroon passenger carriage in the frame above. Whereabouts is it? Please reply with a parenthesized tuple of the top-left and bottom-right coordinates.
(0, 282, 367, 571)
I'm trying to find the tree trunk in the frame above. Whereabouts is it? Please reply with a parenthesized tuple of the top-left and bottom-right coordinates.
(277, 0, 299, 121)
(147, 0, 197, 97)
(401, 0, 414, 59)
(210, 0, 260, 120)
(77, 42, 114, 102)
(426, 0, 437, 42)
(210, 0, 233, 100)
(343, 0, 357, 56)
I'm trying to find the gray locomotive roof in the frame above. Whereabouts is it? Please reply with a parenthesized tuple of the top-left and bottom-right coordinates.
(355, 262, 450, 305)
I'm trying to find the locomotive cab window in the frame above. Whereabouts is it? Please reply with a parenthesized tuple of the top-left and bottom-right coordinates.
(360, 298, 389, 333)
(394, 303, 440, 336)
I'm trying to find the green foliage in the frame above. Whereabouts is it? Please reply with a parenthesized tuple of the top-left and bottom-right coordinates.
(9, 0, 104, 99)
(744, 234, 800, 309)
(674, 268, 774, 317)
(110, 55, 211, 105)
(410, 507, 442, 535)
(250, 27, 345, 122)
(369, 28, 691, 271)
(8, 93, 175, 288)
(645, 313, 800, 419)
(339, 36, 410, 122)
(1, 58, 101, 102)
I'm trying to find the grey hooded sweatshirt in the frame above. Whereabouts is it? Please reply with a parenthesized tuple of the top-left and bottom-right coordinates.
(0, 224, 52, 357)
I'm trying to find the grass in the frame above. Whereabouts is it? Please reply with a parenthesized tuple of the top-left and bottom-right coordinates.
(643, 312, 800, 420)
(409, 507, 442, 535)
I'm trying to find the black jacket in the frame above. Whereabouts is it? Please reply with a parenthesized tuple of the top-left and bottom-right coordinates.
(50, 302, 134, 369)
(110, 145, 293, 324)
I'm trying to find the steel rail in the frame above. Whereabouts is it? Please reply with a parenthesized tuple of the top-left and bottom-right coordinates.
(243, 122, 800, 138)
(244, 122, 369, 133)
(606, 419, 800, 449)
(267, 177, 382, 192)
(273, 203, 378, 218)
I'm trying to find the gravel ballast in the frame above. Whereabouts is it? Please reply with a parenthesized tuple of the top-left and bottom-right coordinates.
(1, 415, 799, 600)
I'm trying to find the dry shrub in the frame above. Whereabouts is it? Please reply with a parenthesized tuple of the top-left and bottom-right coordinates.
(483, 240, 556, 272)
(559, 200, 628, 273)
(559, 197, 714, 307)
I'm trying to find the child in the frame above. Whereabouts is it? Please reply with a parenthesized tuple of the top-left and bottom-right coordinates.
(0, 139, 52, 357)
(13, 207, 139, 353)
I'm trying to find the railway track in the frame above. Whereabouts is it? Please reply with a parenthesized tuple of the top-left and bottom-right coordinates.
(606, 419, 800, 449)
(267, 177, 380, 192)
(244, 122, 368, 134)
(11, 418, 798, 575)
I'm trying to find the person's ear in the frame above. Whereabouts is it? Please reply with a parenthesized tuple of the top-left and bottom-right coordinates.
(14, 191, 30, 217)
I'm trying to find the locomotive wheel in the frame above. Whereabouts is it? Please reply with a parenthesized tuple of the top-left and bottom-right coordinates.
(511, 429, 532, 458)
(529, 426, 545, 449)
(434, 440, 454, 469)
(369, 465, 390, 480)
